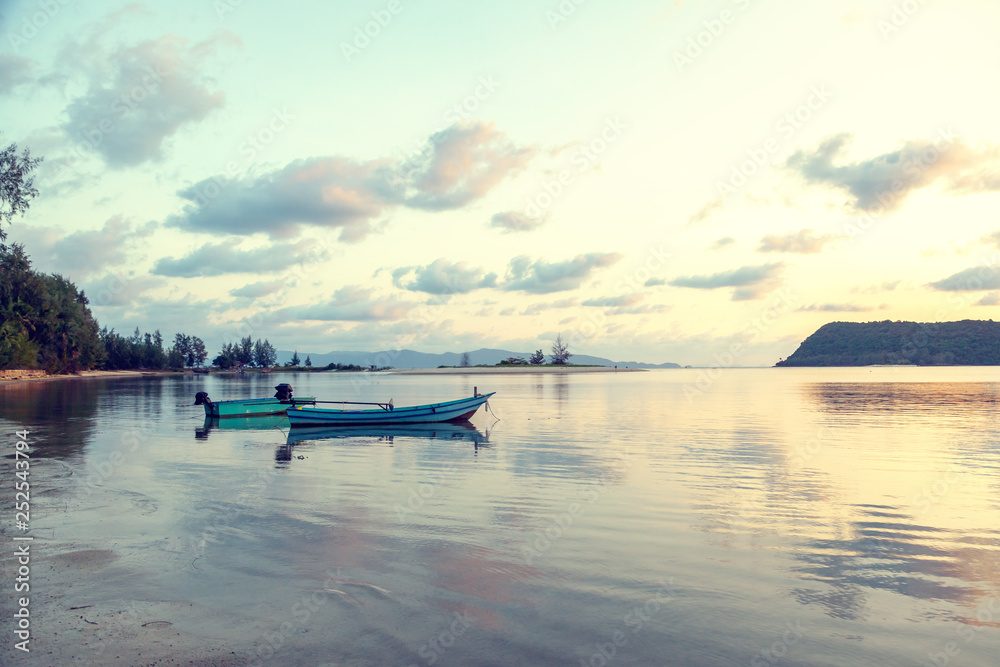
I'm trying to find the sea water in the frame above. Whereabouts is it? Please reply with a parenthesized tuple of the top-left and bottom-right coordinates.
(0, 367, 998, 665)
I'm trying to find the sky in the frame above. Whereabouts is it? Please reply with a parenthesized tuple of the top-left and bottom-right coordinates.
(2, 0, 1000, 366)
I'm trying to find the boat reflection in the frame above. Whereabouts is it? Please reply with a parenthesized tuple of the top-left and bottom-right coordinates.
(195, 414, 288, 439)
(277, 421, 492, 462)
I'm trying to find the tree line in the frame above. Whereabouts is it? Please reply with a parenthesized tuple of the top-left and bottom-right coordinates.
(213, 336, 277, 369)
(462, 334, 574, 367)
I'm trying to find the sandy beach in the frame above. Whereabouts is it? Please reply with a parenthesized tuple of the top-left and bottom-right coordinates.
(0, 369, 178, 387)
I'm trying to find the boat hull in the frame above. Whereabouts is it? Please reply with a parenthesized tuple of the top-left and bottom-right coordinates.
(204, 397, 316, 418)
(286, 393, 494, 426)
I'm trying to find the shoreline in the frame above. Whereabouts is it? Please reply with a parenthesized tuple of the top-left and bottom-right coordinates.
(0, 369, 179, 387)
(0, 367, 648, 386)
(392, 366, 647, 375)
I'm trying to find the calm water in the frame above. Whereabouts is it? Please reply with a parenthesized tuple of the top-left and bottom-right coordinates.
(1, 368, 999, 666)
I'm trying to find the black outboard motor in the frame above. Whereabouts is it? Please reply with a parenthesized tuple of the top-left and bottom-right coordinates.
(274, 383, 293, 401)
(194, 391, 212, 406)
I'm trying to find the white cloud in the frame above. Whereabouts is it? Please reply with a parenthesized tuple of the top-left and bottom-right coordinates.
(501, 253, 623, 294)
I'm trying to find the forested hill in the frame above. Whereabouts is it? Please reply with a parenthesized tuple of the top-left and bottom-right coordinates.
(776, 320, 1000, 366)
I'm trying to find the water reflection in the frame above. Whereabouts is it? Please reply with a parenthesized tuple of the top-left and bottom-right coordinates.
(790, 504, 993, 620)
(7, 369, 1000, 666)
(274, 422, 492, 465)
(285, 421, 489, 446)
(196, 415, 288, 439)
(807, 382, 1000, 414)
(0, 379, 101, 456)
(679, 377, 1000, 628)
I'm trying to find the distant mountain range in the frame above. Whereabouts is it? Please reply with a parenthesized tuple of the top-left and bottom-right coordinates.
(276, 348, 681, 369)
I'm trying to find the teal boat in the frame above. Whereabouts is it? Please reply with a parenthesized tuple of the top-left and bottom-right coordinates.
(194, 384, 315, 418)
(286, 392, 494, 427)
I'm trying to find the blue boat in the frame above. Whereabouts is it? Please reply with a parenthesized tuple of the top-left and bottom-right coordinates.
(286, 392, 495, 427)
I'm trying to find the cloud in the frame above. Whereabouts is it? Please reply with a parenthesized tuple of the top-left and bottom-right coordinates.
(758, 229, 843, 253)
(392, 259, 497, 296)
(669, 263, 784, 301)
(230, 280, 287, 298)
(169, 120, 535, 241)
(982, 230, 1000, 249)
(275, 286, 418, 322)
(152, 239, 328, 277)
(644, 278, 667, 287)
(0, 54, 35, 96)
(96, 295, 228, 338)
(84, 272, 167, 308)
(403, 122, 538, 210)
(60, 31, 237, 167)
(501, 253, 623, 294)
(27, 216, 156, 279)
(519, 298, 578, 316)
(786, 133, 1000, 212)
(853, 280, 901, 294)
(582, 294, 644, 308)
(606, 304, 671, 316)
(580, 294, 668, 315)
(489, 210, 548, 233)
(710, 237, 735, 250)
(170, 156, 395, 240)
(928, 265, 1000, 292)
(797, 303, 874, 313)
(977, 292, 1000, 306)
(687, 197, 724, 226)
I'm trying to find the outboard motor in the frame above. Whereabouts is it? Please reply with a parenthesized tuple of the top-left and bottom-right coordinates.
(194, 391, 212, 406)
(274, 383, 293, 401)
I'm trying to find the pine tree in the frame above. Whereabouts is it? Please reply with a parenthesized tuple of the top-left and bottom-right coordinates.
(550, 335, 571, 365)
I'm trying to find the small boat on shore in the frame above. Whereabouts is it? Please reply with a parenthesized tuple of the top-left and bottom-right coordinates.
(195, 384, 315, 418)
(286, 392, 495, 427)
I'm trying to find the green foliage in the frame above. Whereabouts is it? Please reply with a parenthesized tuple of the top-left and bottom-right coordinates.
(167, 332, 206, 368)
(239, 335, 254, 365)
(550, 334, 571, 365)
(101, 327, 168, 370)
(212, 352, 233, 369)
(253, 338, 277, 367)
(0, 141, 42, 245)
(0, 244, 102, 372)
(166, 346, 185, 368)
(324, 362, 364, 371)
(213, 337, 276, 368)
(286, 350, 301, 367)
(777, 320, 1000, 366)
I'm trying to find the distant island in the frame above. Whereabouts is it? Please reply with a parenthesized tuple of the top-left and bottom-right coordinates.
(275, 348, 682, 370)
(776, 320, 1000, 366)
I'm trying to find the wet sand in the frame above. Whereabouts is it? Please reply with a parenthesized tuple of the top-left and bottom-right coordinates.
(0, 457, 259, 667)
